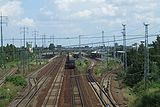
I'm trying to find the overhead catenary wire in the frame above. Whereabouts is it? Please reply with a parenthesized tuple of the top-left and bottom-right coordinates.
(64, 34, 159, 47)
(3, 34, 149, 41)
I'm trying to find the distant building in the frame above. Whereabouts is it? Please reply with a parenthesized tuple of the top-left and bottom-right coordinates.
(26, 42, 33, 53)
(132, 43, 139, 51)
(57, 45, 62, 49)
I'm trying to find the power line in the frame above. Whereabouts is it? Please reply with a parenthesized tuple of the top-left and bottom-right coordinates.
(65, 34, 159, 47)
(81, 32, 102, 36)
(3, 34, 146, 41)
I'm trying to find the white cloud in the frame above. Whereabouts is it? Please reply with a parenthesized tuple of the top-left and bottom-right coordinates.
(70, 4, 118, 19)
(54, 0, 79, 11)
(40, 7, 53, 16)
(71, 10, 92, 18)
(0, 0, 23, 16)
(52, 0, 119, 20)
(40, 0, 160, 35)
(17, 17, 36, 27)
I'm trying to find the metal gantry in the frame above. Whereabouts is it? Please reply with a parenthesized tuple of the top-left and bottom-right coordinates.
(102, 31, 105, 47)
(113, 35, 116, 59)
(122, 24, 128, 73)
(33, 30, 39, 65)
(33, 30, 39, 48)
(144, 23, 149, 88)
(79, 35, 82, 58)
(20, 27, 28, 48)
(0, 13, 8, 67)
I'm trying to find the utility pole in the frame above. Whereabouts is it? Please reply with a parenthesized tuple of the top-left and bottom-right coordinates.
(107, 40, 109, 63)
(52, 35, 55, 45)
(0, 13, 8, 68)
(41, 35, 44, 48)
(20, 27, 28, 75)
(113, 35, 116, 59)
(51, 35, 55, 56)
(33, 30, 38, 48)
(20, 27, 28, 48)
(41, 34, 46, 63)
(144, 23, 149, 89)
(101, 31, 105, 59)
(12, 37, 14, 45)
(122, 24, 127, 73)
(102, 31, 105, 47)
(33, 30, 38, 65)
(12, 37, 15, 60)
(79, 35, 81, 57)
(44, 35, 46, 48)
(39, 35, 43, 65)
(41, 34, 46, 48)
(49, 36, 52, 44)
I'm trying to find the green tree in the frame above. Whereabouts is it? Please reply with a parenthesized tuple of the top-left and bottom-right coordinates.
(49, 43, 55, 55)
(125, 47, 144, 87)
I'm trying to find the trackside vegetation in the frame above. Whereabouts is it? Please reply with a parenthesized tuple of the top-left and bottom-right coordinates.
(0, 75, 27, 107)
(5, 75, 27, 87)
(0, 43, 52, 106)
(75, 59, 90, 72)
(95, 59, 121, 76)
(121, 36, 160, 107)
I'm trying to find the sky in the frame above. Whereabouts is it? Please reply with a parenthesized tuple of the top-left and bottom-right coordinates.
(0, 0, 160, 47)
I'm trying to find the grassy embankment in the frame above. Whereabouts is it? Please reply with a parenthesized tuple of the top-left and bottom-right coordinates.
(0, 58, 48, 106)
(0, 75, 27, 107)
(122, 81, 160, 107)
(75, 59, 90, 72)
(74, 59, 160, 107)
(93, 59, 160, 107)
(94, 59, 121, 76)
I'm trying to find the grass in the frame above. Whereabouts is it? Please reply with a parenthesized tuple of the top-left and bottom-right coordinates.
(5, 61, 19, 68)
(122, 86, 137, 106)
(94, 59, 120, 76)
(76, 59, 90, 72)
(121, 81, 160, 107)
(0, 57, 50, 106)
(0, 75, 27, 106)
(0, 82, 24, 107)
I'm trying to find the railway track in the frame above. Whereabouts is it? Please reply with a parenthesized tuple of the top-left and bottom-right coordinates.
(102, 70, 126, 107)
(86, 60, 117, 107)
(0, 68, 17, 86)
(10, 56, 64, 107)
(58, 57, 102, 107)
(41, 57, 64, 107)
(71, 69, 85, 107)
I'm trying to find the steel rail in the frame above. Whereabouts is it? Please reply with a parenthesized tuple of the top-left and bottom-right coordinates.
(14, 57, 64, 107)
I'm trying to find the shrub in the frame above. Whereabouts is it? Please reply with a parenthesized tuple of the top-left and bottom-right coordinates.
(5, 75, 27, 87)
(135, 91, 160, 107)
